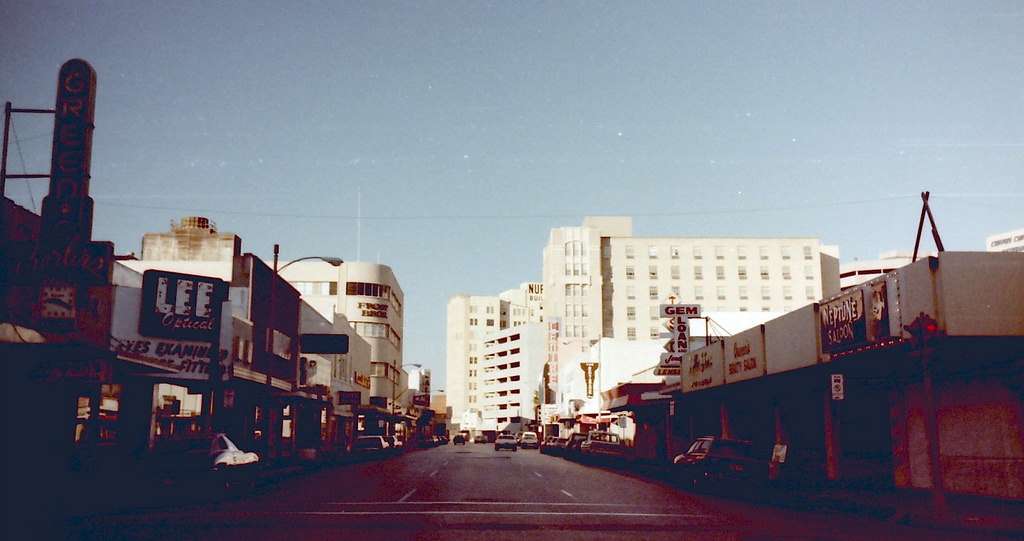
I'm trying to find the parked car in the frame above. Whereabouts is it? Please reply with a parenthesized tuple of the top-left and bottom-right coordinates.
(541, 436, 567, 456)
(452, 434, 466, 445)
(579, 430, 630, 463)
(494, 433, 518, 452)
(561, 433, 589, 460)
(518, 431, 540, 449)
(672, 436, 771, 488)
(146, 432, 260, 492)
(351, 435, 392, 460)
(473, 435, 488, 444)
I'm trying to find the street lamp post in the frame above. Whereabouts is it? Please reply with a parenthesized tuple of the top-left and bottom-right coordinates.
(267, 243, 344, 461)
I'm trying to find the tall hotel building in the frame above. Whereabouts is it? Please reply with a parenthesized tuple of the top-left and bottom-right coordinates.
(446, 283, 543, 431)
(541, 217, 840, 390)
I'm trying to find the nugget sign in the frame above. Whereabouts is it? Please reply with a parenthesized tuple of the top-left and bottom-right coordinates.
(140, 270, 228, 341)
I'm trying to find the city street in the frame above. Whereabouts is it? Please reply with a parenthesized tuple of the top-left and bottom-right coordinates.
(37, 444, 1015, 541)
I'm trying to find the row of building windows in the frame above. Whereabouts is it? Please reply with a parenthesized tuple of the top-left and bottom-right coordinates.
(622, 265, 816, 281)
(619, 244, 816, 261)
(618, 284, 815, 301)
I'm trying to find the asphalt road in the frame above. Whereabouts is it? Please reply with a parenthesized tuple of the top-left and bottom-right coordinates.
(38, 444, 1016, 541)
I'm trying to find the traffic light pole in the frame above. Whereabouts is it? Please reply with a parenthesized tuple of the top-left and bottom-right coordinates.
(906, 313, 947, 516)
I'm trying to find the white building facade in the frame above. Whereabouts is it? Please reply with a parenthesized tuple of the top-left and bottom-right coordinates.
(479, 322, 546, 435)
(986, 226, 1024, 253)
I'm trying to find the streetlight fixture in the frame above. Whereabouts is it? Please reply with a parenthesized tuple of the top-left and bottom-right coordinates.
(273, 244, 344, 273)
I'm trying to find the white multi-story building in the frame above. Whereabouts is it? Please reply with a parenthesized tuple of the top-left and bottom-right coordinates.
(278, 260, 405, 413)
(446, 283, 543, 431)
(541, 216, 840, 406)
(986, 227, 1024, 253)
(479, 322, 546, 434)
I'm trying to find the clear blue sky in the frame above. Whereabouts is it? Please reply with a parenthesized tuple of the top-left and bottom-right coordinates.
(3, 1, 1022, 384)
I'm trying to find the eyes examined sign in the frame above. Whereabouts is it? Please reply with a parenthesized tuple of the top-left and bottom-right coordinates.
(139, 270, 228, 341)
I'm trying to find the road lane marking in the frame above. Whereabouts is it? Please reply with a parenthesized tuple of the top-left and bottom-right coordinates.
(398, 489, 416, 502)
(429, 470, 439, 477)
(560, 490, 575, 499)
(533, 471, 543, 477)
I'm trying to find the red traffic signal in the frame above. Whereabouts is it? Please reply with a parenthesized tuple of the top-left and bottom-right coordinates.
(903, 312, 943, 350)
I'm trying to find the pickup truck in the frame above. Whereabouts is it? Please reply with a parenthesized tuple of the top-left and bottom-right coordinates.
(579, 430, 630, 463)
(671, 436, 771, 488)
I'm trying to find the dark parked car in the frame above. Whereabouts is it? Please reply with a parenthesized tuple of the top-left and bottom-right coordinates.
(541, 436, 568, 456)
(672, 436, 771, 488)
(452, 434, 466, 445)
(579, 430, 630, 463)
(561, 433, 589, 460)
(145, 432, 260, 492)
(351, 435, 393, 460)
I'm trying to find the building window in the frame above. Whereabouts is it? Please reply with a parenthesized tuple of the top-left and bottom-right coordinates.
(649, 327, 660, 338)
(716, 266, 725, 280)
(781, 246, 791, 260)
(737, 246, 747, 260)
(804, 266, 815, 280)
(486, 319, 495, 326)
(783, 286, 793, 300)
(760, 246, 769, 260)
(626, 286, 636, 300)
(626, 327, 636, 340)
(804, 245, 813, 260)
(782, 266, 792, 280)
(625, 245, 635, 259)
(760, 266, 770, 280)
(648, 266, 658, 279)
(738, 266, 747, 280)
(671, 285, 680, 297)
(694, 267, 703, 280)
(717, 286, 726, 300)
(626, 307, 636, 320)
(649, 286, 659, 300)
(346, 281, 391, 298)
(694, 286, 704, 300)
(762, 286, 771, 300)
(693, 246, 702, 260)
(648, 245, 658, 259)
(670, 246, 680, 259)
(625, 266, 635, 279)
(671, 266, 680, 280)
(806, 286, 816, 300)
(739, 286, 748, 300)
(715, 245, 725, 260)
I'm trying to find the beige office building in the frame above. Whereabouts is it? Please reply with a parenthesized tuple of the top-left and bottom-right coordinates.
(542, 216, 840, 343)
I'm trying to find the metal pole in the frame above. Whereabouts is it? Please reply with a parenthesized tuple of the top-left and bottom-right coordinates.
(920, 340, 948, 516)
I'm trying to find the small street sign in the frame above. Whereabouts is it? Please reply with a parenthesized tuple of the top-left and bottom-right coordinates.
(831, 373, 845, 401)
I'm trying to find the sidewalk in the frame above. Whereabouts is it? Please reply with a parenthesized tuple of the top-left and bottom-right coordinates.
(628, 460, 1024, 538)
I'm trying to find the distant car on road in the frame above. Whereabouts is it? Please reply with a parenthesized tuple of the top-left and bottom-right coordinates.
(518, 431, 540, 449)
(473, 435, 488, 444)
(452, 434, 466, 445)
(494, 433, 518, 452)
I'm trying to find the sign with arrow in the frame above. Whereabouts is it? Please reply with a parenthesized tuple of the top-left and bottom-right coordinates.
(656, 304, 701, 375)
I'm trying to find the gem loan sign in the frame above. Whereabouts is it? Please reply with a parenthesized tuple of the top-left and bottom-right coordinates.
(657, 304, 701, 376)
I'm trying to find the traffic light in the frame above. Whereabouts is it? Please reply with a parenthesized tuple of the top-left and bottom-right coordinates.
(903, 312, 943, 353)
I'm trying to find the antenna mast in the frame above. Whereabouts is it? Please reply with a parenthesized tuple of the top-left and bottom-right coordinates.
(912, 191, 945, 262)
